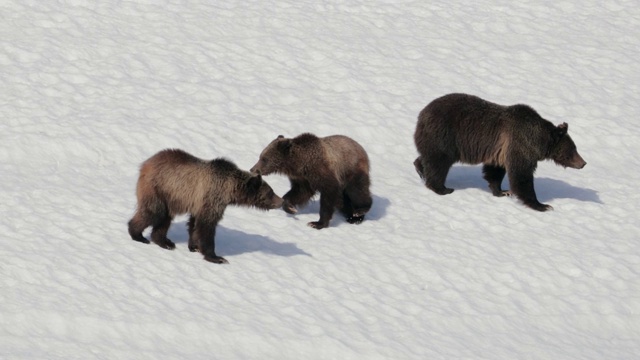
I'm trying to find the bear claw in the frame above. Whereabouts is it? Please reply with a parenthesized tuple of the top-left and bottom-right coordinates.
(495, 190, 512, 197)
(283, 201, 298, 214)
(346, 215, 364, 224)
(155, 239, 176, 250)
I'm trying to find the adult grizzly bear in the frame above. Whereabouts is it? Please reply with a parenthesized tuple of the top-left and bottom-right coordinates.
(250, 133, 372, 229)
(413, 93, 586, 211)
(128, 149, 283, 264)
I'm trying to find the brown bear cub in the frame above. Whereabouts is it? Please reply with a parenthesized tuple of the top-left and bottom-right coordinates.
(414, 93, 586, 211)
(128, 149, 283, 264)
(250, 133, 372, 229)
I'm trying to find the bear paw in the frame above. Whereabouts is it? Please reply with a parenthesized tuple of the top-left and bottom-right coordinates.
(428, 185, 454, 195)
(131, 236, 150, 244)
(527, 202, 554, 212)
(283, 200, 298, 214)
(494, 190, 511, 197)
(204, 255, 229, 264)
(307, 221, 327, 230)
(154, 238, 176, 250)
(346, 215, 365, 224)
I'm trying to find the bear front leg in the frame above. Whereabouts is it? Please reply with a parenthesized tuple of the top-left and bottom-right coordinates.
(193, 212, 228, 264)
(482, 164, 511, 197)
(283, 179, 315, 214)
(308, 187, 340, 229)
(507, 167, 553, 211)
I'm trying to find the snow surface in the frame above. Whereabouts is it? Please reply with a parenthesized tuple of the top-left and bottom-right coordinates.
(2, 0, 639, 359)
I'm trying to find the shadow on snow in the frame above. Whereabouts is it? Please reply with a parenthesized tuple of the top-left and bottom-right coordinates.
(444, 165, 602, 204)
(282, 194, 391, 225)
(167, 222, 311, 258)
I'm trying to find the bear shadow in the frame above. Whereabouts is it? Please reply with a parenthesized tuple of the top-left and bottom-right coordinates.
(167, 221, 311, 258)
(446, 165, 601, 204)
(534, 177, 602, 204)
(365, 194, 391, 221)
(285, 194, 391, 224)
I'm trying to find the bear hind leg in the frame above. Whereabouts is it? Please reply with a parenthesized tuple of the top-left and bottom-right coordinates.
(482, 164, 510, 197)
(128, 210, 152, 244)
(341, 175, 372, 224)
(342, 193, 371, 224)
(422, 154, 455, 195)
(150, 215, 176, 250)
(340, 192, 356, 222)
(187, 215, 198, 252)
(413, 157, 425, 180)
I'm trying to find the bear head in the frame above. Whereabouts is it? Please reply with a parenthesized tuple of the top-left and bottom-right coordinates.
(250, 135, 293, 176)
(550, 123, 587, 169)
(240, 174, 284, 210)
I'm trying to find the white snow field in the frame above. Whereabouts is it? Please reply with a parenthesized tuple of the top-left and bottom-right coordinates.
(2, 0, 639, 359)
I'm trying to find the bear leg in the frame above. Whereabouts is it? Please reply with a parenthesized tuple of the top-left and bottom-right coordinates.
(150, 214, 176, 250)
(283, 179, 315, 214)
(308, 187, 340, 229)
(341, 192, 365, 224)
(507, 167, 553, 211)
(422, 154, 455, 195)
(187, 215, 198, 252)
(482, 164, 511, 197)
(341, 173, 372, 224)
(193, 214, 228, 264)
(413, 157, 425, 180)
(340, 193, 358, 223)
(128, 211, 152, 244)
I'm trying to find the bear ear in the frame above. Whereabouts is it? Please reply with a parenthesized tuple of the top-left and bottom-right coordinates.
(276, 138, 292, 153)
(556, 122, 568, 137)
(247, 174, 262, 191)
(277, 135, 284, 139)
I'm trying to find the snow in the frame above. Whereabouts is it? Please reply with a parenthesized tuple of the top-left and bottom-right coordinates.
(1, 0, 639, 359)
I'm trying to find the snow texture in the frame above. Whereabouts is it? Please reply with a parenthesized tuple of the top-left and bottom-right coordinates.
(1, 0, 639, 359)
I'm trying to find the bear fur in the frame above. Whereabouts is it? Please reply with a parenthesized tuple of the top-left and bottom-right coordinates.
(128, 149, 283, 263)
(413, 93, 586, 211)
(250, 133, 372, 229)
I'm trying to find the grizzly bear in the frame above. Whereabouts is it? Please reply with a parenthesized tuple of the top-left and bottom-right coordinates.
(127, 149, 283, 264)
(250, 133, 372, 229)
(414, 93, 586, 211)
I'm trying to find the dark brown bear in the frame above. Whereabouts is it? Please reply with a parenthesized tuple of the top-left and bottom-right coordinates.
(128, 149, 283, 264)
(250, 133, 372, 229)
(414, 93, 586, 211)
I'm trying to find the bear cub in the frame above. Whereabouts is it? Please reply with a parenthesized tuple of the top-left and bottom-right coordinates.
(128, 149, 283, 264)
(414, 93, 586, 211)
(251, 133, 372, 229)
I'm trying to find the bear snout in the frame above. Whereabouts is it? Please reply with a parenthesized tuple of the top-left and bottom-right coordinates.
(271, 195, 284, 209)
(572, 153, 587, 169)
(250, 164, 261, 175)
